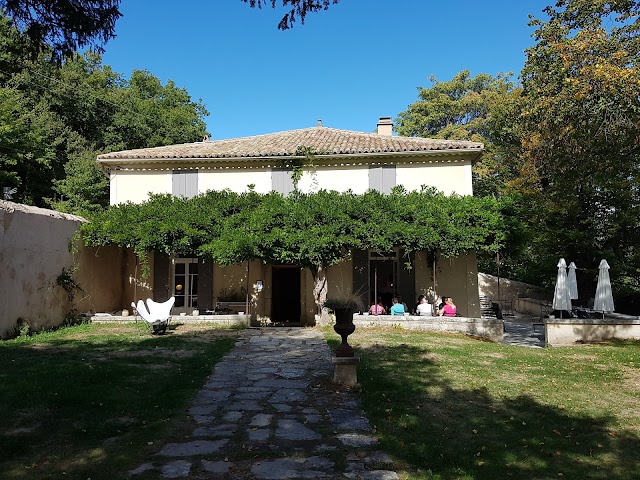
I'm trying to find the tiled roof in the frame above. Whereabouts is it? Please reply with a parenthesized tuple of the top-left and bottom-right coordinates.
(98, 126, 483, 161)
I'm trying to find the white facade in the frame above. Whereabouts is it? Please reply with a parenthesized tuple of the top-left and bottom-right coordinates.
(107, 157, 474, 204)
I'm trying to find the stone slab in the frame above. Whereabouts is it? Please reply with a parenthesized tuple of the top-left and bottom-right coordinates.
(157, 440, 228, 457)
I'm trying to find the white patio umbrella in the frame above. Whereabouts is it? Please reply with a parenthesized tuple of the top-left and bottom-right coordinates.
(567, 262, 579, 300)
(594, 259, 615, 317)
(552, 258, 572, 318)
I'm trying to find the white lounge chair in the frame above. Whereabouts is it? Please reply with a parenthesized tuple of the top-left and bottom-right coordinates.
(131, 296, 175, 334)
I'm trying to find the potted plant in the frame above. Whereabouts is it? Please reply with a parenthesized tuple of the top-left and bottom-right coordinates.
(323, 293, 365, 358)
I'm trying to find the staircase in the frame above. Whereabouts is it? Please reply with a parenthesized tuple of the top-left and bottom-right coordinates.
(480, 296, 497, 318)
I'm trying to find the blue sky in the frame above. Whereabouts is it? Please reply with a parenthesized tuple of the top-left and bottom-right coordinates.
(101, 0, 550, 139)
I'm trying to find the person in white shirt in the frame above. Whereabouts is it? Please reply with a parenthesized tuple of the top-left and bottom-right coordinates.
(415, 295, 433, 316)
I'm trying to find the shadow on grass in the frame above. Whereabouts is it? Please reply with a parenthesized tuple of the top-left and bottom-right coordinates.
(0, 326, 238, 480)
(352, 341, 640, 480)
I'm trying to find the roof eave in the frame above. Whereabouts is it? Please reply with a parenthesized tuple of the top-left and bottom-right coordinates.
(97, 148, 484, 166)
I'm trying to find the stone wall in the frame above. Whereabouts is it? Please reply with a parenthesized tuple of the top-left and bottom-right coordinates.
(545, 317, 640, 346)
(353, 315, 504, 342)
(0, 201, 124, 338)
(478, 272, 549, 302)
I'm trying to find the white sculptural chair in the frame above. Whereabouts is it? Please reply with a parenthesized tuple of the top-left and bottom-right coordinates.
(131, 297, 175, 334)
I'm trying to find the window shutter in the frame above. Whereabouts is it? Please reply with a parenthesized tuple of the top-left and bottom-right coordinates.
(153, 252, 170, 302)
(369, 165, 396, 193)
(272, 168, 294, 195)
(172, 170, 198, 198)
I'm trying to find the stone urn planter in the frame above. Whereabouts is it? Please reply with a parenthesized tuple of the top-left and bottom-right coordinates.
(324, 295, 363, 358)
(332, 306, 356, 357)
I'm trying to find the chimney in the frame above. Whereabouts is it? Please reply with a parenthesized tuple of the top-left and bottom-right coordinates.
(317, 119, 323, 127)
(377, 116, 393, 136)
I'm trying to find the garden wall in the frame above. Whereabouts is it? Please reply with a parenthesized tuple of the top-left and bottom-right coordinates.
(478, 272, 549, 301)
(0, 201, 123, 338)
(545, 317, 640, 346)
(353, 314, 504, 342)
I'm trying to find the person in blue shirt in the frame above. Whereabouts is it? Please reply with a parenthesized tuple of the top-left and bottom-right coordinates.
(390, 297, 405, 316)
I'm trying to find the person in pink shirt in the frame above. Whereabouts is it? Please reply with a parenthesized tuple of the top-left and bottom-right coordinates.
(369, 297, 386, 315)
(438, 297, 457, 317)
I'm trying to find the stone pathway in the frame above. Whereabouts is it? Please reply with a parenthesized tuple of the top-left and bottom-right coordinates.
(502, 319, 545, 348)
(129, 328, 398, 479)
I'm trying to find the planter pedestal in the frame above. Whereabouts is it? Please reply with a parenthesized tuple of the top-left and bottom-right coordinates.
(330, 306, 358, 384)
(333, 356, 359, 386)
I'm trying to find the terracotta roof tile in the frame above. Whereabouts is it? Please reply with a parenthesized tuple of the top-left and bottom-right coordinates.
(98, 126, 483, 161)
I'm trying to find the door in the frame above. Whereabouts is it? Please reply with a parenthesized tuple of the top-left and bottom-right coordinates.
(271, 266, 301, 324)
(173, 258, 198, 314)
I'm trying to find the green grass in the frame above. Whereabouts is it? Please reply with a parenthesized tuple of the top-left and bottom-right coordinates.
(326, 327, 640, 480)
(0, 322, 238, 480)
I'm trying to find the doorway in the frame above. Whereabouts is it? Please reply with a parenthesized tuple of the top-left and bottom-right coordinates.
(271, 266, 301, 324)
(173, 258, 198, 314)
(369, 250, 399, 312)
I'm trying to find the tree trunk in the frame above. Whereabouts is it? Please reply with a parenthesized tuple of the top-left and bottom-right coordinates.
(312, 266, 330, 323)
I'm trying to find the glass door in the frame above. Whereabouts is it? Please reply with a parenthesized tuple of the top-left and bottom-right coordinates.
(173, 258, 198, 314)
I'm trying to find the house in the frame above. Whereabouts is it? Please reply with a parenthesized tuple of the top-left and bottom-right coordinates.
(97, 117, 484, 324)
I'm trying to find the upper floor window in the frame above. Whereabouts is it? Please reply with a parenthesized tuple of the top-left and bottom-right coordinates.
(369, 165, 396, 194)
(271, 168, 294, 195)
(172, 170, 198, 198)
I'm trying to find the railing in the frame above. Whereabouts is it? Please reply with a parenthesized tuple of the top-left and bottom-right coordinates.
(215, 301, 251, 314)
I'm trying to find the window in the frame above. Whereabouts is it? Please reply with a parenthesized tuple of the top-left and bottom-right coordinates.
(172, 170, 198, 198)
(369, 165, 396, 193)
(271, 168, 294, 195)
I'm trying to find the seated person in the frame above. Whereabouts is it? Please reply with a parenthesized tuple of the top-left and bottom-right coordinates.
(397, 295, 409, 312)
(390, 297, 405, 316)
(438, 296, 457, 317)
(415, 295, 433, 316)
(413, 295, 425, 314)
(369, 297, 386, 315)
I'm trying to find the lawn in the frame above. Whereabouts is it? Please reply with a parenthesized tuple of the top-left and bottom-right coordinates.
(0, 322, 238, 480)
(329, 327, 640, 480)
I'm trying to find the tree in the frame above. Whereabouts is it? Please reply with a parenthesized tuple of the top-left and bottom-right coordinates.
(0, 0, 121, 60)
(0, 0, 340, 61)
(103, 69, 209, 152)
(395, 70, 518, 197)
(50, 150, 109, 214)
(0, 19, 209, 208)
(505, 0, 640, 309)
(242, 0, 339, 30)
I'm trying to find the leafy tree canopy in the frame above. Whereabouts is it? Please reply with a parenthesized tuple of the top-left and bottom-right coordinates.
(395, 70, 520, 199)
(509, 0, 640, 303)
(0, 17, 209, 210)
(0, 0, 340, 61)
(393, 2, 640, 313)
(0, 0, 121, 61)
(242, 0, 339, 30)
(82, 189, 506, 289)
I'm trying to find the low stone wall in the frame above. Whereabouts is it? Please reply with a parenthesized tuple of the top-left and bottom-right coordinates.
(545, 317, 640, 346)
(513, 297, 552, 317)
(91, 314, 250, 328)
(352, 315, 504, 342)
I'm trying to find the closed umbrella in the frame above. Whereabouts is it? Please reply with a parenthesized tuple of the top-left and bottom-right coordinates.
(594, 259, 614, 317)
(552, 258, 572, 318)
(567, 262, 579, 300)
